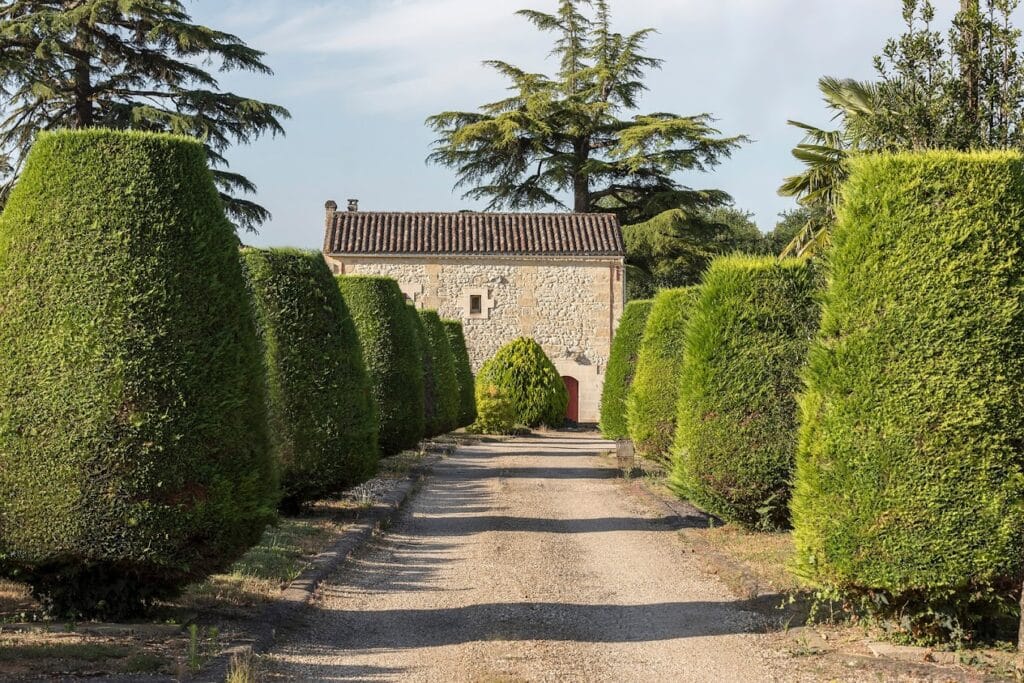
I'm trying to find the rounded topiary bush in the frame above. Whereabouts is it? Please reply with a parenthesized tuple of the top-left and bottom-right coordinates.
(0, 130, 277, 618)
(626, 288, 699, 462)
(338, 276, 425, 454)
(669, 256, 818, 530)
(242, 249, 379, 511)
(791, 151, 1024, 640)
(419, 310, 461, 437)
(476, 338, 568, 428)
(600, 299, 653, 440)
(443, 320, 477, 428)
(468, 384, 518, 435)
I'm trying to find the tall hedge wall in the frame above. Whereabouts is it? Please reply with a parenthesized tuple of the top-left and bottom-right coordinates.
(0, 131, 277, 618)
(338, 276, 425, 454)
(242, 250, 379, 511)
(626, 288, 698, 462)
(791, 151, 1024, 638)
(443, 320, 477, 428)
(476, 338, 568, 428)
(600, 299, 653, 440)
(670, 256, 818, 530)
(419, 310, 461, 437)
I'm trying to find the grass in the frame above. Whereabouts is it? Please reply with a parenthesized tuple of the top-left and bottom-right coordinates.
(226, 650, 259, 683)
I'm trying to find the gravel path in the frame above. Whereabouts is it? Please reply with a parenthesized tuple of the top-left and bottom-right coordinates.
(268, 432, 779, 681)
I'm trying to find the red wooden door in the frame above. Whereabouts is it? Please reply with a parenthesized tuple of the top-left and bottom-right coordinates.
(563, 376, 579, 423)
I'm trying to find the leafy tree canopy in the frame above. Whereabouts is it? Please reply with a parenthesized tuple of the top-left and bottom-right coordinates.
(780, 0, 1023, 255)
(0, 0, 290, 232)
(625, 205, 773, 299)
(426, 0, 745, 225)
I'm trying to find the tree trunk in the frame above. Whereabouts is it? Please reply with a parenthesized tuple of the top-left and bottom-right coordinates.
(572, 137, 590, 213)
(960, 0, 981, 133)
(72, 31, 93, 128)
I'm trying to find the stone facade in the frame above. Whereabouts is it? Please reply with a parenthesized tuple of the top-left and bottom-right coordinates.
(325, 254, 624, 423)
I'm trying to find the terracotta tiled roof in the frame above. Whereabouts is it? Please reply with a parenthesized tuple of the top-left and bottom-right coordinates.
(323, 207, 624, 257)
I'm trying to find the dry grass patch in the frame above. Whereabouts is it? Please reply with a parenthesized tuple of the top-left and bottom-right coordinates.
(0, 632, 178, 677)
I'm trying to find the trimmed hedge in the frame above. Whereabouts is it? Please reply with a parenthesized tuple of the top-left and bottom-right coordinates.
(669, 256, 818, 530)
(791, 151, 1024, 639)
(626, 288, 699, 462)
(476, 338, 568, 428)
(242, 249, 379, 511)
(599, 299, 654, 440)
(419, 310, 461, 437)
(338, 276, 425, 454)
(443, 320, 477, 428)
(0, 130, 277, 618)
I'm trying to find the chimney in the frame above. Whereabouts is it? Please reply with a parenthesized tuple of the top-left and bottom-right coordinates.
(347, 198, 359, 212)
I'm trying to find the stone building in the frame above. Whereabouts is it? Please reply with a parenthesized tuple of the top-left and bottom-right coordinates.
(322, 200, 626, 423)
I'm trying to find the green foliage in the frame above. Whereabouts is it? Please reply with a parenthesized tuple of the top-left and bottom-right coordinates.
(791, 151, 1024, 640)
(241, 250, 379, 512)
(476, 338, 568, 428)
(426, 0, 744, 224)
(443, 320, 478, 428)
(626, 288, 698, 462)
(419, 310, 461, 437)
(669, 256, 819, 530)
(0, 1, 289, 230)
(338, 276, 426, 454)
(0, 130, 277, 618)
(468, 384, 519, 436)
(599, 299, 653, 439)
(624, 207, 768, 299)
(781, 1, 1024, 256)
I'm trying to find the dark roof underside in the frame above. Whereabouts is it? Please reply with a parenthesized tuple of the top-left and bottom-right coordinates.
(325, 212, 624, 257)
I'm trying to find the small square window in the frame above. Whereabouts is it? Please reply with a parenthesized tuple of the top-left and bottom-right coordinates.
(469, 295, 483, 315)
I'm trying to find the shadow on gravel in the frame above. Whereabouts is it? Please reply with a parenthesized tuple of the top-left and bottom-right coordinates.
(404, 515, 706, 535)
(447, 464, 619, 480)
(308, 598, 775, 648)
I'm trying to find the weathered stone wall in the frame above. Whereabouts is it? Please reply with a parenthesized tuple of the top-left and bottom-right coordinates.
(326, 255, 625, 423)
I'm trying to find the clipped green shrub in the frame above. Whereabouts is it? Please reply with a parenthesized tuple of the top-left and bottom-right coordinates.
(0, 130, 277, 618)
(669, 256, 818, 530)
(467, 384, 518, 435)
(443, 320, 477, 428)
(626, 288, 699, 462)
(419, 310, 461, 437)
(242, 249, 378, 511)
(476, 338, 568, 428)
(791, 151, 1024, 640)
(599, 299, 654, 440)
(338, 276, 425, 454)
(406, 306, 433, 436)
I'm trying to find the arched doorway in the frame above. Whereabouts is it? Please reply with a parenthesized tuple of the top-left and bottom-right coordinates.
(562, 376, 579, 423)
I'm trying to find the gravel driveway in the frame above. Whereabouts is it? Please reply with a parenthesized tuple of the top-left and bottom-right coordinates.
(268, 431, 779, 681)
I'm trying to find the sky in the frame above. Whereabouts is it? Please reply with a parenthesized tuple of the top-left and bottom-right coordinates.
(188, 0, 970, 249)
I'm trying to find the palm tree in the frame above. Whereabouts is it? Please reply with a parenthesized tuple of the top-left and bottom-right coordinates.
(778, 77, 883, 257)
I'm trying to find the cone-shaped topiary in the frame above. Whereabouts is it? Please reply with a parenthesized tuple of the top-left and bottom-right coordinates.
(406, 306, 433, 436)
(242, 249, 379, 512)
(476, 338, 568, 428)
(419, 310, 461, 436)
(443, 320, 477, 428)
(0, 130, 277, 619)
(792, 151, 1024, 640)
(626, 288, 698, 462)
(600, 299, 653, 440)
(669, 256, 818, 530)
(338, 276, 426, 454)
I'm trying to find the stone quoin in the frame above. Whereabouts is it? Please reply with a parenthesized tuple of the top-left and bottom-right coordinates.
(323, 201, 626, 423)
